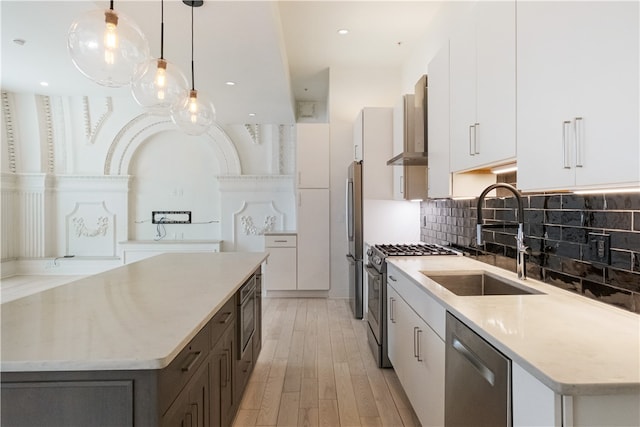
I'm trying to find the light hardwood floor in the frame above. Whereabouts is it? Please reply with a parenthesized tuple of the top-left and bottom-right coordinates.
(233, 297, 421, 427)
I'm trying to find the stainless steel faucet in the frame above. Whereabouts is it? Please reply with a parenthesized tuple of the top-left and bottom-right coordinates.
(476, 183, 528, 280)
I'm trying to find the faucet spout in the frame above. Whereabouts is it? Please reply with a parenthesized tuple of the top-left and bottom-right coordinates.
(476, 183, 527, 280)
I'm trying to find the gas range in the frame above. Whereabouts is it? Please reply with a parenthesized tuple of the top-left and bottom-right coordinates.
(368, 243, 459, 273)
(365, 242, 460, 368)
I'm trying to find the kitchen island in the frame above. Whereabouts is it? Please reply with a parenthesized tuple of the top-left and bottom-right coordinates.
(1, 252, 267, 426)
(387, 255, 640, 426)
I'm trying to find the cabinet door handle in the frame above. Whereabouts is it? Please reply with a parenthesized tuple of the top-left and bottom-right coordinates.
(473, 123, 480, 154)
(273, 239, 288, 243)
(388, 275, 397, 282)
(413, 326, 419, 359)
(416, 328, 423, 362)
(221, 349, 229, 387)
(298, 171, 302, 185)
(389, 297, 395, 323)
(400, 175, 404, 195)
(469, 124, 475, 156)
(181, 350, 202, 372)
(562, 120, 572, 169)
(575, 117, 584, 168)
(219, 312, 233, 324)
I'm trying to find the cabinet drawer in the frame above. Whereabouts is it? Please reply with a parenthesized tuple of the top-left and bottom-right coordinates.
(211, 297, 235, 348)
(265, 235, 297, 247)
(158, 322, 210, 415)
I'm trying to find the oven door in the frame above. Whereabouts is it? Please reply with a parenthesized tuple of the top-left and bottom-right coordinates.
(238, 277, 256, 358)
(365, 264, 383, 342)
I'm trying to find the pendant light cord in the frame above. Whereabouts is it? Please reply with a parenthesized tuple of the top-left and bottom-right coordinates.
(160, 0, 164, 59)
(109, 0, 114, 11)
(190, 3, 195, 91)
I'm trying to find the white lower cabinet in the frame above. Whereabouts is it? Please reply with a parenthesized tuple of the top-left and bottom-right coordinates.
(297, 189, 330, 290)
(264, 234, 297, 291)
(513, 361, 640, 427)
(387, 266, 445, 427)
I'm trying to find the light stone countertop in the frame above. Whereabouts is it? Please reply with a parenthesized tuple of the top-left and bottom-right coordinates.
(1, 252, 267, 372)
(388, 256, 640, 396)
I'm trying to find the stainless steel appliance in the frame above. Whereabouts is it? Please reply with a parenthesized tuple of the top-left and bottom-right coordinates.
(386, 75, 428, 166)
(346, 161, 364, 319)
(445, 312, 512, 427)
(367, 243, 459, 368)
(237, 275, 256, 358)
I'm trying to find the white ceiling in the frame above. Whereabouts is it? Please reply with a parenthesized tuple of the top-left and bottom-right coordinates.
(1, 1, 442, 125)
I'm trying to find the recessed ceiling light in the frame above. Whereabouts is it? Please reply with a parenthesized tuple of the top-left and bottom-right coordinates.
(225, 81, 236, 86)
(248, 113, 256, 117)
(337, 29, 349, 35)
(40, 82, 49, 87)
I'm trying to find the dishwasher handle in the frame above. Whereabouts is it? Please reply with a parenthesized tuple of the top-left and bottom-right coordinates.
(452, 336, 496, 386)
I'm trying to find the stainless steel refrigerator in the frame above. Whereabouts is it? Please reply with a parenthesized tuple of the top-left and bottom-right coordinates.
(346, 161, 363, 319)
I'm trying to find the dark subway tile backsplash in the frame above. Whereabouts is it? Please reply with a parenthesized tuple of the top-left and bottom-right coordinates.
(421, 192, 640, 314)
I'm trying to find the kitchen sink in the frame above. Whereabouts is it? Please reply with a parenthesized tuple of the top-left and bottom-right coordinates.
(421, 272, 543, 296)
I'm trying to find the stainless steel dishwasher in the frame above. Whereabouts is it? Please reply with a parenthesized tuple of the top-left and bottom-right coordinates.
(445, 312, 512, 427)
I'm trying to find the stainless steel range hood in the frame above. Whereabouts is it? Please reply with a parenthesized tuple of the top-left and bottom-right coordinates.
(387, 75, 428, 166)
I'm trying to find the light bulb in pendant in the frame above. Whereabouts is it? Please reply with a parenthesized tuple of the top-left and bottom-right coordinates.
(171, 89, 215, 135)
(103, 9, 118, 65)
(155, 59, 167, 100)
(68, 7, 149, 87)
(131, 57, 188, 115)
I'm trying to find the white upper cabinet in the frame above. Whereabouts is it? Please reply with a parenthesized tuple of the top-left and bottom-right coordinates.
(296, 123, 330, 189)
(355, 108, 394, 200)
(517, 1, 639, 191)
(449, 0, 516, 172)
(427, 42, 452, 199)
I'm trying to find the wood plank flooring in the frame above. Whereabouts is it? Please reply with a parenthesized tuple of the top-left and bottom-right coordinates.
(233, 298, 420, 427)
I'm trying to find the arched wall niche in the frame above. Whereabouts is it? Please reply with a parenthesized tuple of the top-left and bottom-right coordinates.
(104, 114, 242, 176)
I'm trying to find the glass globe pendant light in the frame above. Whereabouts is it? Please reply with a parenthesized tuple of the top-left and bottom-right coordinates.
(171, 1, 215, 135)
(131, 0, 188, 115)
(67, 1, 150, 87)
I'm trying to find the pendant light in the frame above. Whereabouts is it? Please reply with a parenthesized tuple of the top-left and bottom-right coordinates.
(67, 1, 150, 88)
(171, 1, 215, 136)
(131, 0, 189, 115)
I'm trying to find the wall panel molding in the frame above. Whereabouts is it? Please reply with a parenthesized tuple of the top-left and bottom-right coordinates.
(2, 91, 17, 173)
(83, 96, 113, 145)
(104, 114, 241, 175)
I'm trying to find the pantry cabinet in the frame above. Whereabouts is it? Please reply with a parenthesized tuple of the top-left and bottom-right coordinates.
(516, 1, 639, 191)
(449, 0, 516, 172)
(297, 189, 330, 290)
(387, 265, 445, 427)
(296, 123, 330, 188)
(427, 42, 451, 199)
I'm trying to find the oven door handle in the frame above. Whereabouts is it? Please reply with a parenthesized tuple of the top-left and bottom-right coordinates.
(364, 265, 382, 279)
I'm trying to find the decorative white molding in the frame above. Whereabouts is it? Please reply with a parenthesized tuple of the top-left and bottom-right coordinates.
(217, 175, 294, 193)
(232, 201, 284, 251)
(54, 174, 130, 192)
(2, 91, 17, 173)
(104, 114, 242, 175)
(72, 216, 110, 238)
(66, 201, 116, 257)
(240, 215, 276, 235)
(36, 95, 55, 173)
(245, 124, 261, 144)
(279, 124, 295, 175)
(83, 96, 113, 145)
